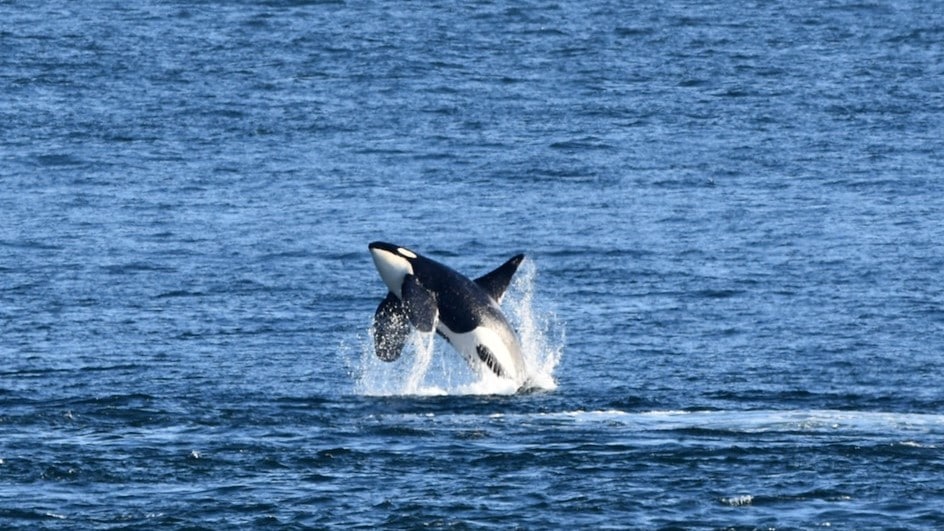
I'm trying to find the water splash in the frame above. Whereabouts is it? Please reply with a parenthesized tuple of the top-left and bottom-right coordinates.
(402, 331, 438, 395)
(353, 257, 563, 396)
(504, 257, 563, 392)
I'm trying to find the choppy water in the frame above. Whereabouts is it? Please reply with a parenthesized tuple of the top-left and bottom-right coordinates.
(3, 0, 944, 528)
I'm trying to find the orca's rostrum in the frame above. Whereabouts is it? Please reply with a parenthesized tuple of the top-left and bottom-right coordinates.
(368, 242, 527, 384)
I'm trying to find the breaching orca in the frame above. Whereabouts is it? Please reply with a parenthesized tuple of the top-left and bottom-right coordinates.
(368, 241, 526, 383)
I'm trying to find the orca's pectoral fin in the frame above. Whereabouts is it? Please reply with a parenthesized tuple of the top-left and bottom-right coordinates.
(372, 292, 409, 361)
(401, 275, 438, 333)
(475, 254, 525, 303)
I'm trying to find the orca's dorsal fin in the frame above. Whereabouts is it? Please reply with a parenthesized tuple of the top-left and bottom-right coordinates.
(372, 292, 409, 362)
(475, 254, 525, 303)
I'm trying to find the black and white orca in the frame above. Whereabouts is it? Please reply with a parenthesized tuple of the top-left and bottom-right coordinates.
(368, 241, 527, 383)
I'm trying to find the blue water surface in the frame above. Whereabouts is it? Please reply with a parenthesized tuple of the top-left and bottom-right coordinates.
(2, 1, 944, 528)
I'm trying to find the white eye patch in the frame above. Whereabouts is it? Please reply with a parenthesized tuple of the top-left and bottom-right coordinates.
(397, 247, 417, 259)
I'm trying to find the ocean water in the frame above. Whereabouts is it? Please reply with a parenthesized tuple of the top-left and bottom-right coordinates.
(2, 0, 944, 528)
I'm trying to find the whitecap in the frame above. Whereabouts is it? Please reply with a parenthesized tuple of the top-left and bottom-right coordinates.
(721, 494, 754, 507)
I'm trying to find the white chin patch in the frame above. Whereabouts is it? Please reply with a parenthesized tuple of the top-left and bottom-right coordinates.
(371, 248, 414, 296)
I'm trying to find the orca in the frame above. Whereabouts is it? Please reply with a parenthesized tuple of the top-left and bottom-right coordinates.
(368, 241, 527, 384)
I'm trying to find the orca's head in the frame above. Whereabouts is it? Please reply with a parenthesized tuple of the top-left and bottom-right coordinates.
(369, 241, 418, 297)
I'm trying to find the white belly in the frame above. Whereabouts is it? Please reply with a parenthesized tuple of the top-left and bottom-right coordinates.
(438, 323, 524, 383)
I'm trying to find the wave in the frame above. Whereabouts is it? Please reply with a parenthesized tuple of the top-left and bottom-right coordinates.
(513, 408, 944, 438)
